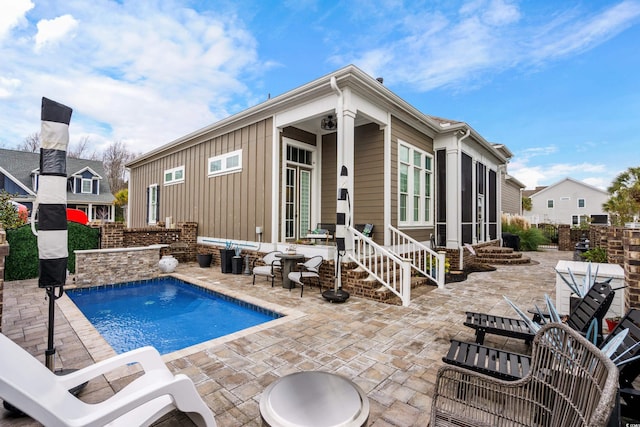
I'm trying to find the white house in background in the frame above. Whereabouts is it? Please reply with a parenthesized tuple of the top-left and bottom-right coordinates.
(526, 177, 609, 225)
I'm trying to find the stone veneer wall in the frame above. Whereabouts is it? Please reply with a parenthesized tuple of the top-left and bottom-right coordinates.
(0, 227, 8, 333)
(74, 246, 162, 288)
(625, 228, 640, 311)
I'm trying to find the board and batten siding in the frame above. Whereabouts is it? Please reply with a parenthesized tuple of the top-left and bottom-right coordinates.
(390, 116, 435, 242)
(128, 118, 274, 241)
(353, 123, 385, 243)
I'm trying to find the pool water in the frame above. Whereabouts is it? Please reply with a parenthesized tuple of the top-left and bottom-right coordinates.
(67, 277, 281, 355)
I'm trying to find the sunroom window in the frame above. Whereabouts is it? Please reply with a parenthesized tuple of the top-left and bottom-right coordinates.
(398, 141, 433, 226)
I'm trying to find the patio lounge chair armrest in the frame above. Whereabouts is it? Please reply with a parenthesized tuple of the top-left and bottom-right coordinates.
(432, 365, 529, 426)
(56, 346, 168, 390)
(69, 374, 214, 427)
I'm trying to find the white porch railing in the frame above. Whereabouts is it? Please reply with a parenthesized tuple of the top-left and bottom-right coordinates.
(347, 226, 412, 306)
(388, 225, 445, 289)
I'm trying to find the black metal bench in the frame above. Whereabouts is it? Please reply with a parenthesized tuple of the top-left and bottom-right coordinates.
(464, 281, 615, 345)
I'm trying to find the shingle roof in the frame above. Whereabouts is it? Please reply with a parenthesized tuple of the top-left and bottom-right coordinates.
(0, 148, 115, 203)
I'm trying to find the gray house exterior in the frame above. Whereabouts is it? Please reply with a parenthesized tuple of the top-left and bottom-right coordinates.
(0, 148, 116, 222)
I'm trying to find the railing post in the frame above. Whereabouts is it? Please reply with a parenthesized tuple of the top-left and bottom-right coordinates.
(437, 251, 446, 289)
(401, 259, 412, 306)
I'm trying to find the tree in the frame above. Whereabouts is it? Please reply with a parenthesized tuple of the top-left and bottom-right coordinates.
(603, 166, 640, 225)
(103, 141, 136, 193)
(0, 191, 26, 229)
(114, 188, 128, 222)
(522, 196, 532, 212)
(68, 136, 98, 160)
(17, 132, 40, 152)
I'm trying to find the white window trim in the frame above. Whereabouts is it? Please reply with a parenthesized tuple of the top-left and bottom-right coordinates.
(148, 184, 158, 224)
(397, 140, 434, 227)
(578, 198, 586, 208)
(547, 199, 554, 208)
(81, 178, 93, 194)
(208, 149, 242, 177)
(164, 165, 185, 185)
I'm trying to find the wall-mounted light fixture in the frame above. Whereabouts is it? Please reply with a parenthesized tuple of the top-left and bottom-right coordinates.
(320, 114, 337, 131)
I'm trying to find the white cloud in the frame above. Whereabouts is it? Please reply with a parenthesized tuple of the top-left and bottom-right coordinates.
(34, 14, 78, 52)
(0, 0, 33, 41)
(0, 1, 264, 154)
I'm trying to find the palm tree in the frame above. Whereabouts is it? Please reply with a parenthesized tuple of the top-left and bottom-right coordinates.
(603, 166, 640, 225)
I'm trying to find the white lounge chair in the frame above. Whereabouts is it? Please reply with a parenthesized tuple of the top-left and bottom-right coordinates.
(0, 333, 216, 427)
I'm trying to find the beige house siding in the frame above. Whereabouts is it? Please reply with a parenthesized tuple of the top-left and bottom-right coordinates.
(502, 176, 522, 215)
(353, 123, 385, 243)
(129, 118, 274, 241)
(390, 116, 435, 242)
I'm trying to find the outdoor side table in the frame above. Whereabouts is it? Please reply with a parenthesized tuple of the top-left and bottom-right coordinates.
(275, 253, 305, 289)
(260, 371, 370, 427)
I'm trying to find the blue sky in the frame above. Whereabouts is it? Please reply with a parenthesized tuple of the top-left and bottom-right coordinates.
(1, 0, 639, 190)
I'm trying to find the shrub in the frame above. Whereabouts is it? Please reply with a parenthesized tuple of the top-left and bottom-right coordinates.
(501, 214, 549, 251)
(582, 247, 608, 263)
(5, 222, 100, 281)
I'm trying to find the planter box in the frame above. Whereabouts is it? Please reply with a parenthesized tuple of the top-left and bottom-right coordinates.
(555, 260, 625, 328)
(197, 254, 212, 268)
(220, 249, 235, 273)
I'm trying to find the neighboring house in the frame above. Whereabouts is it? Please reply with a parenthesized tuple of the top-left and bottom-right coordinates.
(526, 177, 609, 225)
(502, 173, 526, 216)
(127, 65, 511, 253)
(0, 148, 116, 222)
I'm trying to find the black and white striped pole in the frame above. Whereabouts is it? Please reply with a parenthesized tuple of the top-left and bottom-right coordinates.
(322, 165, 350, 303)
(30, 97, 72, 371)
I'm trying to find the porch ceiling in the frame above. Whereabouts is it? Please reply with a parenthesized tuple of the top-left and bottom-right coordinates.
(289, 113, 373, 135)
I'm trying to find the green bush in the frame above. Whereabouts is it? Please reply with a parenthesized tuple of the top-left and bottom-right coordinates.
(5, 222, 100, 281)
(502, 222, 549, 251)
(582, 247, 608, 263)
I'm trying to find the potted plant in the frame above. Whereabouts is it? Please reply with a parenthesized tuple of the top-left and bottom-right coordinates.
(220, 241, 235, 273)
(231, 246, 243, 274)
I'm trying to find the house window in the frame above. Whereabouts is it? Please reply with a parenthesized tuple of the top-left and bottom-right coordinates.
(547, 199, 554, 208)
(398, 141, 433, 226)
(164, 166, 184, 185)
(148, 184, 158, 224)
(81, 178, 92, 193)
(208, 149, 242, 177)
(578, 198, 585, 208)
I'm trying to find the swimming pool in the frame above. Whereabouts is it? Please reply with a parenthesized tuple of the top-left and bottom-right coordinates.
(66, 277, 283, 355)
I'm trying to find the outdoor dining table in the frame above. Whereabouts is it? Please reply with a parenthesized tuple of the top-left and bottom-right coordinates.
(275, 252, 305, 289)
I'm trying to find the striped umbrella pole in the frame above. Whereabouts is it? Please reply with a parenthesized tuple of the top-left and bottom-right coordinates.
(31, 97, 72, 371)
(322, 165, 350, 302)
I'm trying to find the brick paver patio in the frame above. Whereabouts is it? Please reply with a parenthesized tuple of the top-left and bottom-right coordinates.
(1, 249, 572, 426)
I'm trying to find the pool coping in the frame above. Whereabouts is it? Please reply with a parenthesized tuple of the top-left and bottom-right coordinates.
(57, 273, 306, 382)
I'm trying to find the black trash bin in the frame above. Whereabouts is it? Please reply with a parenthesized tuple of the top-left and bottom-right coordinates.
(220, 249, 234, 273)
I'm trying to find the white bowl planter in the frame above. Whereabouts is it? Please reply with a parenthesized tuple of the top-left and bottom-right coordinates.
(158, 255, 178, 273)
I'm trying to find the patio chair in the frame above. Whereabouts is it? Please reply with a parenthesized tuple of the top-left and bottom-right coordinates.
(464, 281, 614, 345)
(252, 251, 283, 287)
(0, 333, 216, 427)
(287, 255, 323, 297)
(443, 308, 640, 381)
(432, 323, 619, 427)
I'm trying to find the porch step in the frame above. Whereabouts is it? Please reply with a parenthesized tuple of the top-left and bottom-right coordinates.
(475, 247, 531, 265)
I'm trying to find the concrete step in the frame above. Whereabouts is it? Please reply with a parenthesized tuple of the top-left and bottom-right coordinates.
(475, 255, 532, 265)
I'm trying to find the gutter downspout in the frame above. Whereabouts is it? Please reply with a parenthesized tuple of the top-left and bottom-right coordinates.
(457, 128, 471, 271)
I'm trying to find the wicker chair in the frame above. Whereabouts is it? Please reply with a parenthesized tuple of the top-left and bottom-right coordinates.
(431, 323, 619, 427)
(252, 251, 282, 287)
